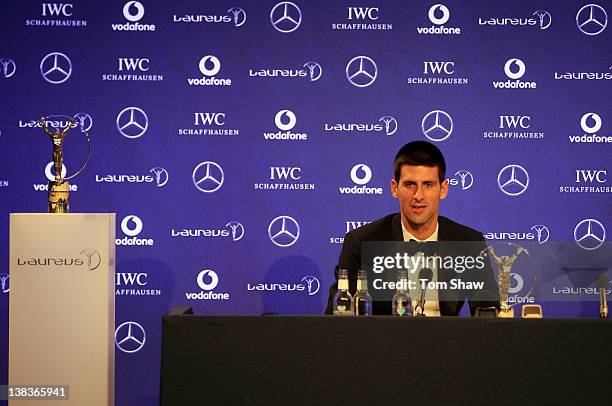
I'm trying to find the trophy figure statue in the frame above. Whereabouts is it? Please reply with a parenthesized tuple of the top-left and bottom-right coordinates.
(37, 116, 91, 213)
(482, 243, 536, 318)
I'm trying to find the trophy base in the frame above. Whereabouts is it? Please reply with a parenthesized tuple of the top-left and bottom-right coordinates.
(497, 307, 515, 318)
(48, 181, 70, 213)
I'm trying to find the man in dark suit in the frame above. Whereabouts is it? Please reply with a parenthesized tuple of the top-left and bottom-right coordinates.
(325, 141, 499, 316)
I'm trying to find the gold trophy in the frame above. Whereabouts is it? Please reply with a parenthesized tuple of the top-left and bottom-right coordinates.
(482, 243, 536, 318)
(38, 116, 91, 213)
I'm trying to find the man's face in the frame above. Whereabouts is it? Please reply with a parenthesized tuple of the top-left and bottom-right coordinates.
(391, 165, 448, 231)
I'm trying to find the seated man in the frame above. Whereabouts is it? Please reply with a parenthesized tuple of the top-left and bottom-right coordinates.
(325, 141, 499, 316)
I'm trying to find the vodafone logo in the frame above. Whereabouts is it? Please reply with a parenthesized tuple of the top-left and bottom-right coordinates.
(504, 58, 526, 79)
(274, 110, 296, 131)
(350, 164, 372, 185)
(121, 215, 143, 236)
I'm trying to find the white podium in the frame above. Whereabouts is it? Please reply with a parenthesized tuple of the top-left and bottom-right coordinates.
(9, 213, 115, 406)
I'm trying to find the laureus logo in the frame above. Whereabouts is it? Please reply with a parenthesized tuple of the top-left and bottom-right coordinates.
(80, 249, 102, 270)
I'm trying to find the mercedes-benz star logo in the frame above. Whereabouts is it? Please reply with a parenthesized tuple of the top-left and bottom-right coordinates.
(0, 58, 16, 78)
(574, 218, 606, 250)
(192, 161, 224, 193)
(40, 52, 72, 84)
(116, 107, 148, 138)
(268, 215, 300, 247)
(121, 215, 143, 237)
(421, 110, 453, 142)
(303, 61, 322, 82)
(228, 7, 246, 27)
(576, 4, 608, 36)
(497, 164, 529, 196)
(115, 321, 146, 354)
(345, 56, 377, 87)
(270, 2, 302, 33)
(530, 224, 550, 244)
(73, 112, 93, 132)
(301, 276, 320, 296)
(350, 164, 372, 185)
(197, 269, 219, 290)
(379, 116, 398, 135)
(533, 10, 552, 30)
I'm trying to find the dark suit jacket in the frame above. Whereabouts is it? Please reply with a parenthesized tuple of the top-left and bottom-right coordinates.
(325, 213, 500, 316)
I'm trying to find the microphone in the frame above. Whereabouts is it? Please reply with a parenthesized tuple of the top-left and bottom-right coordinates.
(415, 267, 433, 317)
(596, 275, 608, 319)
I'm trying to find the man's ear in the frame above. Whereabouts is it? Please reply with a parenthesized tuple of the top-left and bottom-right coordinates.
(391, 179, 398, 199)
(440, 179, 449, 200)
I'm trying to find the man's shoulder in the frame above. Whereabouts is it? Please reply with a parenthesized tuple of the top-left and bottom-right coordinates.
(347, 213, 399, 241)
(438, 216, 484, 241)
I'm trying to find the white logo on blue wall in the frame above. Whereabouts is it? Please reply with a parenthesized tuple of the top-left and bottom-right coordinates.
(303, 61, 322, 81)
(533, 10, 552, 30)
(225, 221, 245, 241)
(346, 56, 377, 87)
(0, 58, 16, 78)
(268, 216, 300, 247)
(116, 107, 148, 138)
(576, 4, 608, 36)
(247, 275, 320, 296)
(192, 161, 224, 193)
(530, 224, 550, 244)
(504, 58, 526, 80)
(186, 269, 230, 300)
(449, 170, 473, 190)
(40, 52, 72, 84)
(228, 7, 247, 27)
(497, 164, 529, 196)
(421, 110, 453, 141)
(580, 113, 602, 134)
(197, 269, 219, 290)
(574, 219, 606, 250)
(115, 321, 146, 354)
(73, 112, 93, 132)
(429, 4, 449, 25)
(123, 1, 145, 21)
(270, 2, 302, 33)
(121, 215, 143, 236)
(379, 116, 398, 135)
(150, 167, 169, 187)
(0, 274, 9, 293)
(275, 110, 296, 131)
(350, 164, 372, 185)
(199, 55, 221, 76)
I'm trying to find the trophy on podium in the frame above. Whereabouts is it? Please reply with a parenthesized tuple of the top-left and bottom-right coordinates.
(482, 243, 537, 318)
(37, 115, 91, 213)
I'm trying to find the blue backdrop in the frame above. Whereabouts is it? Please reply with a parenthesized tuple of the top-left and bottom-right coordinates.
(1, 1, 611, 404)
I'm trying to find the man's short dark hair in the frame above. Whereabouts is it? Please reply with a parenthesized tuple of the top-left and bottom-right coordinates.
(393, 141, 446, 183)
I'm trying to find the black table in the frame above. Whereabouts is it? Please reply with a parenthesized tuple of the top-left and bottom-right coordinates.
(160, 308, 612, 405)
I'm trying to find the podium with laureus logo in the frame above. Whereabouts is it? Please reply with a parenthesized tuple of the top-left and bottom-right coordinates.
(8, 117, 115, 406)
